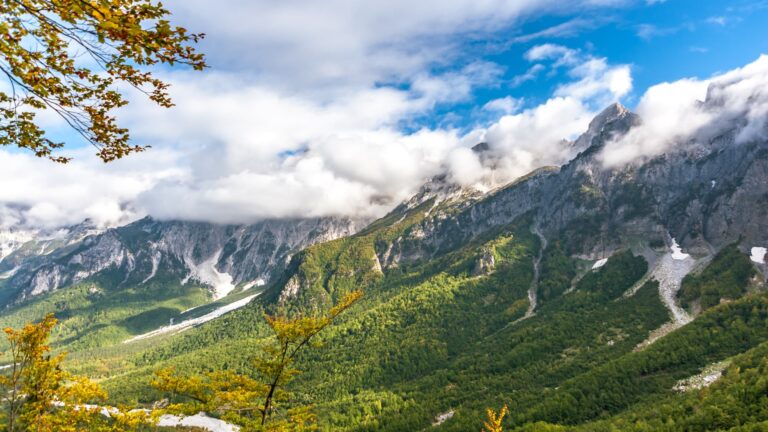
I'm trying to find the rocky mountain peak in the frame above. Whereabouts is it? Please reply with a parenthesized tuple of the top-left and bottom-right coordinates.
(564, 103, 641, 166)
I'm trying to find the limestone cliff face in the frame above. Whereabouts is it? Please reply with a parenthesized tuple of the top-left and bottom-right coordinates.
(2, 216, 364, 303)
(6, 100, 768, 306)
(367, 102, 768, 272)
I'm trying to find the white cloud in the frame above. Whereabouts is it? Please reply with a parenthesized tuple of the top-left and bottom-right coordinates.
(446, 147, 486, 187)
(511, 18, 596, 44)
(511, 64, 546, 87)
(524, 44, 632, 105)
(525, 44, 580, 66)
(555, 58, 633, 104)
(483, 96, 524, 115)
(110, 71, 469, 223)
(599, 79, 709, 166)
(601, 55, 768, 167)
(0, 149, 182, 228)
(706, 16, 728, 26)
(411, 62, 506, 106)
(480, 96, 594, 181)
(0, 2, 641, 228)
(636, 23, 676, 40)
(163, 0, 623, 96)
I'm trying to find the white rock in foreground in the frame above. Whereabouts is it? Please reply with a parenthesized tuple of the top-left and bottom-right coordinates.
(751, 247, 766, 264)
(158, 413, 239, 432)
(592, 258, 608, 269)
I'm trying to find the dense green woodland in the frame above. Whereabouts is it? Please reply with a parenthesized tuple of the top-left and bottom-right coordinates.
(1, 202, 766, 431)
(679, 244, 757, 312)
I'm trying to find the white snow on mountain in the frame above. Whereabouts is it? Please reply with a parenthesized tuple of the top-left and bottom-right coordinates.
(183, 249, 235, 299)
(670, 238, 690, 260)
(124, 293, 260, 343)
(751, 247, 766, 264)
(0, 229, 36, 262)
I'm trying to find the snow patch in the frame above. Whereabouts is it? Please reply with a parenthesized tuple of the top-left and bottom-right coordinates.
(0, 266, 20, 280)
(124, 293, 261, 343)
(242, 278, 266, 291)
(670, 238, 690, 260)
(140, 251, 161, 284)
(183, 249, 235, 299)
(751, 247, 766, 264)
(592, 258, 608, 269)
(158, 413, 239, 432)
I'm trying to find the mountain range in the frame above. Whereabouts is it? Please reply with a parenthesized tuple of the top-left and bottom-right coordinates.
(1, 98, 767, 431)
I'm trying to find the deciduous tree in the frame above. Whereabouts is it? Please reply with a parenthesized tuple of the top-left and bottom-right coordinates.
(0, 0, 206, 162)
(0, 313, 148, 431)
(483, 405, 509, 432)
(153, 290, 364, 431)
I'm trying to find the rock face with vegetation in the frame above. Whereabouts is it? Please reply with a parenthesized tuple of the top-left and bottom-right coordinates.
(1, 100, 767, 431)
(0, 216, 363, 304)
(352, 101, 768, 281)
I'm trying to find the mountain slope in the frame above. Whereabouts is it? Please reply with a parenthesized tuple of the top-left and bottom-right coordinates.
(0, 216, 364, 352)
(90, 99, 768, 430)
(1, 216, 363, 304)
(2, 97, 767, 431)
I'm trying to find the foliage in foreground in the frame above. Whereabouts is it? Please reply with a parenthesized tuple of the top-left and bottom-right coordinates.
(483, 405, 509, 432)
(0, 314, 148, 431)
(0, 0, 206, 162)
(152, 291, 363, 431)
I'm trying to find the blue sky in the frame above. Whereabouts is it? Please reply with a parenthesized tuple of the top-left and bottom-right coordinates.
(426, 0, 768, 129)
(1, 0, 767, 228)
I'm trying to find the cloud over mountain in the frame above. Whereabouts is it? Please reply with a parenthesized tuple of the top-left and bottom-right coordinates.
(601, 55, 768, 166)
(1, 1, 766, 229)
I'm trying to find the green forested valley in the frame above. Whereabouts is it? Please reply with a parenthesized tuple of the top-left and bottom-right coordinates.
(2, 197, 762, 431)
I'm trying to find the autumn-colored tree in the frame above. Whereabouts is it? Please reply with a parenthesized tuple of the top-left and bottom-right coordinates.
(153, 290, 364, 431)
(0, 0, 206, 162)
(482, 405, 509, 432)
(0, 313, 148, 431)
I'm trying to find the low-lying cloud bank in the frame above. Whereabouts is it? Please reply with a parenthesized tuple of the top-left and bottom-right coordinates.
(2, 52, 767, 229)
(601, 54, 768, 166)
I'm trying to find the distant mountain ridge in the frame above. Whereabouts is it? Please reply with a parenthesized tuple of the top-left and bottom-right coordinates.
(4, 97, 767, 309)
(1, 97, 767, 431)
(0, 216, 364, 305)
